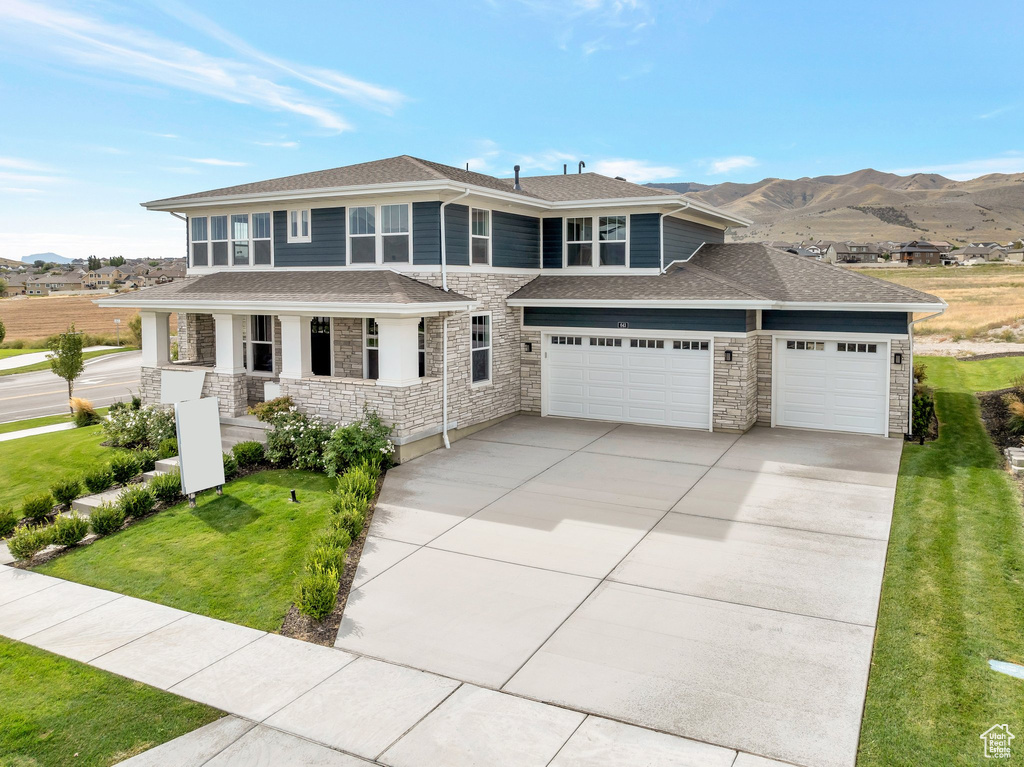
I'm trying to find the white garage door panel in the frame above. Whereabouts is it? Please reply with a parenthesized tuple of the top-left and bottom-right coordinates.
(775, 339, 888, 435)
(546, 336, 711, 429)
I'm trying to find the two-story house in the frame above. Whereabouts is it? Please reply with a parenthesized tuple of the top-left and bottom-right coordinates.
(101, 155, 944, 461)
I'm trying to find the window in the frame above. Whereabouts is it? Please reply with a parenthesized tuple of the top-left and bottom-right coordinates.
(252, 212, 272, 265)
(566, 217, 593, 266)
(551, 336, 582, 345)
(350, 206, 376, 264)
(381, 204, 410, 263)
(211, 215, 229, 266)
(599, 216, 627, 266)
(471, 314, 491, 384)
(630, 339, 665, 349)
(471, 209, 490, 265)
(590, 337, 622, 347)
(190, 216, 208, 266)
(231, 214, 249, 266)
(250, 315, 273, 372)
(673, 340, 709, 350)
(786, 340, 825, 351)
(288, 209, 311, 243)
(418, 318, 426, 378)
(364, 318, 379, 379)
(837, 342, 878, 353)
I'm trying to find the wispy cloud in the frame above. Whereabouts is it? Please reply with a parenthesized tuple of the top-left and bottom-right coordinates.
(891, 153, 1024, 181)
(253, 140, 300, 149)
(0, 156, 53, 172)
(0, 0, 406, 133)
(590, 158, 678, 182)
(493, 0, 654, 54)
(976, 105, 1014, 120)
(187, 158, 249, 167)
(708, 155, 758, 174)
(152, 132, 180, 139)
(0, 186, 45, 195)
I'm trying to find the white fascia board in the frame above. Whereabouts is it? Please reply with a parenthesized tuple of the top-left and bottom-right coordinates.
(95, 297, 477, 316)
(506, 297, 948, 312)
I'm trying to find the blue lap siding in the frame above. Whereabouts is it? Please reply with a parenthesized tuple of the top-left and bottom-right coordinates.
(762, 310, 909, 334)
(662, 216, 725, 267)
(629, 213, 661, 269)
(273, 207, 345, 267)
(412, 201, 441, 265)
(542, 218, 563, 269)
(524, 306, 749, 332)
(444, 204, 469, 266)
(493, 211, 541, 268)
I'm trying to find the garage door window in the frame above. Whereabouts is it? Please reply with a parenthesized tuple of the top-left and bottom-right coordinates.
(786, 340, 824, 351)
(551, 336, 582, 345)
(630, 339, 664, 349)
(674, 340, 709, 350)
(590, 337, 622, 347)
(837, 342, 878, 353)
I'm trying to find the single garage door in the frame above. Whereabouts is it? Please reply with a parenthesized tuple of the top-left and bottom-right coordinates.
(545, 334, 711, 429)
(774, 338, 889, 435)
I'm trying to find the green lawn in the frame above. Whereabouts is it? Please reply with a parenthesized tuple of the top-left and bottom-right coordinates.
(0, 424, 112, 514)
(0, 347, 135, 377)
(0, 408, 108, 436)
(39, 470, 334, 631)
(0, 348, 44, 359)
(859, 356, 1024, 765)
(0, 637, 220, 767)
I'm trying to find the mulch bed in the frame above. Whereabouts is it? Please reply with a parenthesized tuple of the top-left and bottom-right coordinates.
(280, 474, 385, 647)
(978, 388, 1023, 452)
(956, 351, 1024, 362)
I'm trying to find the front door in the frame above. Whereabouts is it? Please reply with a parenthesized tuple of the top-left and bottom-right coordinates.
(310, 317, 331, 376)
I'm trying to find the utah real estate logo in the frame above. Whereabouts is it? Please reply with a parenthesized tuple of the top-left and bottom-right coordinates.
(980, 724, 1014, 759)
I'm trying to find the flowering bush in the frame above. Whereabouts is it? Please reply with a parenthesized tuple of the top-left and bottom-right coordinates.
(322, 408, 395, 477)
(265, 408, 332, 471)
(249, 396, 295, 423)
(103, 404, 176, 449)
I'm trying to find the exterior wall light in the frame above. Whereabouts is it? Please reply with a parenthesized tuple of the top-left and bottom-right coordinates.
(524, 342, 532, 353)
(724, 350, 733, 362)
(894, 353, 903, 365)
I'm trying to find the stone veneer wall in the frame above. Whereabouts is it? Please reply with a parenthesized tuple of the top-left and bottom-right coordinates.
(520, 326, 542, 414)
(712, 336, 758, 432)
(332, 317, 363, 378)
(140, 365, 248, 417)
(756, 335, 773, 426)
(177, 313, 215, 365)
(890, 337, 911, 435)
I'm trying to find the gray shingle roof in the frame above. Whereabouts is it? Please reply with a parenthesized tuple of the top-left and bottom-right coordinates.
(100, 270, 471, 306)
(145, 155, 676, 207)
(508, 243, 942, 306)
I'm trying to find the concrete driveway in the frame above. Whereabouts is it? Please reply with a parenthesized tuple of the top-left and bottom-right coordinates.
(337, 416, 902, 767)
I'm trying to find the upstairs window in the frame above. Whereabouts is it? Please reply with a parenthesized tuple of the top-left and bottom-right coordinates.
(288, 209, 311, 243)
(381, 204, 410, 263)
(599, 216, 627, 266)
(231, 214, 249, 266)
(471, 208, 490, 265)
(566, 217, 593, 266)
(252, 212, 272, 265)
(190, 216, 208, 266)
(211, 215, 229, 266)
(350, 206, 376, 264)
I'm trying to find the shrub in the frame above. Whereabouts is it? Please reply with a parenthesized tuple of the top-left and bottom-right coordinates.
(7, 525, 52, 561)
(135, 448, 157, 473)
(913, 362, 928, 385)
(83, 467, 115, 494)
(248, 396, 294, 423)
(296, 567, 339, 621)
(231, 440, 264, 467)
(50, 475, 82, 508)
(109, 452, 142, 485)
(0, 506, 16, 538)
(131, 395, 142, 410)
(1005, 393, 1024, 434)
(70, 397, 102, 427)
(912, 384, 936, 442)
(222, 452, 238, 480)
(149, 470, 182, 503)
(316, 525, 352, 552)
(336, 462, 378, 502)
(51, 514, 89, 547)
(109, 400, 129, 413)
(144, 407, 176, 447)
(157, 437, 178, 459)
(118, 485, 155, 519)
(22, 493, 54, 522)
(89, 502, 126, 536)
(307, 544, 346, 576)
(322, 408, 395, 477)
(265, 409, 331, 471)
(103, 404, 175, 449)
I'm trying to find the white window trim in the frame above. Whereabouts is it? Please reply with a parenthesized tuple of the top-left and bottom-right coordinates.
(470, 207, 491, 266)
(247, 314, 276, 376)
(348, 203, 413, 266)
(562, 213, 630, 269)
(470, 311, 493, 386)
(287, 209, 312, 244)
(363, 317, 379, 379)
(189, 211, 275, 270)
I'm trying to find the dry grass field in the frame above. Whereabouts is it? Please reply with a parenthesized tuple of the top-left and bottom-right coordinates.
(0, 295, 175, 343)
(867, 264, 1024, 339)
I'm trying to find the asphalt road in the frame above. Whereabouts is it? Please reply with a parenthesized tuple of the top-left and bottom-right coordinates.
(0, 351, 142, 423)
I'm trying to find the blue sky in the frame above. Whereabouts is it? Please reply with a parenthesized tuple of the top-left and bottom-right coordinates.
(0, 0, 1021, 260)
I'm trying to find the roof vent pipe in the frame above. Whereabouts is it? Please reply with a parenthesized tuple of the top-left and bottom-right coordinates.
(513, 165, 521, 191)
(578, 161, 585, 174)
(563, 164, 567, 175)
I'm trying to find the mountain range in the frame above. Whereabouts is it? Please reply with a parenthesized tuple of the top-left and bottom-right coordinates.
(650, 170, 1024, 244)
(22, 252, 73, 264)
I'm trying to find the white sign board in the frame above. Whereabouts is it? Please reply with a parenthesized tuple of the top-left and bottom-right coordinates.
(175, 397, 226, 496)
(161, 369, 206, 405)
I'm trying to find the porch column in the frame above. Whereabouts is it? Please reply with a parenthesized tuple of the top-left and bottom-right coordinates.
(376, 317, 421, 387)
(279, 314, 313, 379)
(212, 313, 245, 375)
(140, 311, 171, 367)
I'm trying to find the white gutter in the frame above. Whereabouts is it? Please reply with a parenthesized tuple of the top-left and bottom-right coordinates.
(93, 297, 476, 315)
(442, 307, 475, 449)
(907, 308, 947, 437)
(505, 297, 948, 312)
(439, 189, 471, 291)
(659, 204, 689, 271)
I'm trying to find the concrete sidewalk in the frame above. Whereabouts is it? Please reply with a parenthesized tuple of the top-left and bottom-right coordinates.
(0, 422, 76, 443)
(0, 564, 776, 767)
(0, 345, 120, 372)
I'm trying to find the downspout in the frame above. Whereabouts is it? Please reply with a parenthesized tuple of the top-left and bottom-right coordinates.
(659, 203, 690, 272)
(439, 189, 471, 293)
(907, 308, 945, 437)
(442, 307, 475, 448)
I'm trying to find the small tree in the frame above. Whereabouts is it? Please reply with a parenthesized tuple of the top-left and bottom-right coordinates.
(49, 324, 85, 411)
(127, 313, 142, 347)
(0, 276, 6, 297)
(0, 316, 5, 344)
(87, 255, 102, 271)
(109, 255, 126, 267)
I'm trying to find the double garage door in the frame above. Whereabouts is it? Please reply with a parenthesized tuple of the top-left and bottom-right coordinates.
(543, 332, 891, 436)
(545, 334, 712, 430)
